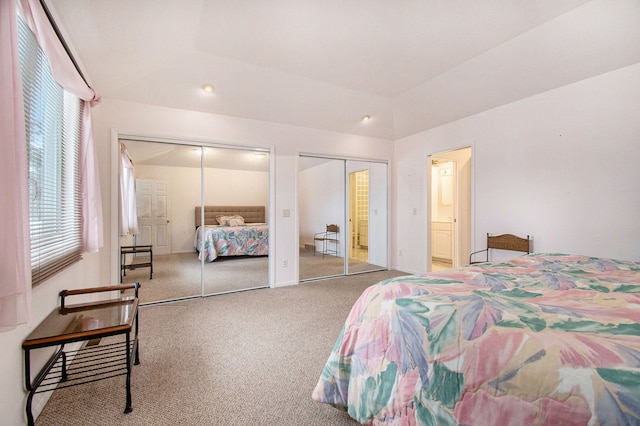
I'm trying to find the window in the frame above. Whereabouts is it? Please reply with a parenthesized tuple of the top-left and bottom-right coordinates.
(17, 15, 83, 285)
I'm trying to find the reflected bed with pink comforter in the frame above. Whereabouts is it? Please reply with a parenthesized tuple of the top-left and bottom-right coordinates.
(194, 224, 268, 262)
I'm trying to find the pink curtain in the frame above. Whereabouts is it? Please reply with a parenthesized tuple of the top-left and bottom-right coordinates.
(0, 0, 31, 330)
(19, 0, 103, 253)
(119, 143, 139, 236)
(81, 104, 104, 252)
(0, 0, 104, 330)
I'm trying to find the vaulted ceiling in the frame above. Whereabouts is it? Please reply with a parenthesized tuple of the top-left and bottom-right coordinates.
(48, 0, 640, 140)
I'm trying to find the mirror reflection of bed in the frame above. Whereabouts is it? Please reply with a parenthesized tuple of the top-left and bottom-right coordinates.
(119, 139, 269, 304)
(195, 205, 269, 296)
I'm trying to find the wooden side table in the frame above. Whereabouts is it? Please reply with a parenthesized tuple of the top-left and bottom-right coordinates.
(22, 283, 140, 426)
(121, 245, 153, 282)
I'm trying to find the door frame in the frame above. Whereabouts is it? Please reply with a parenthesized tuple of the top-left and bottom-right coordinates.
(427, 147, 472, 271)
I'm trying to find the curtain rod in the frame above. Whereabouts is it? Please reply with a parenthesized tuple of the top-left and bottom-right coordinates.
(40, 0, 90, 88)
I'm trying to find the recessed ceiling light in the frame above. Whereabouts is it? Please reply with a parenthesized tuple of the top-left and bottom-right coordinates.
(201, 83, 215, 93)
(361, 115, 371, 122)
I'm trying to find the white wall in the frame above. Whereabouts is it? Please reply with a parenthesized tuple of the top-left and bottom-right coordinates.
(135, 164, 269, 253)
(393, 63, 640, 274)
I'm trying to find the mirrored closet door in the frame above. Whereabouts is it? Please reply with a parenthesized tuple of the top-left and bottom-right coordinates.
(346, 160, 388, 274)
(298, 155, 387, 281)
(202, 147, 270, 296)
(118, 139, 270, 304)
(119, 140, 202, 304)
(298, 156, 346, 280)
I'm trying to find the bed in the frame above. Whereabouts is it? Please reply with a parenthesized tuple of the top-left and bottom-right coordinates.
(312, 253, 640, 425)
(193, 206, 268, 262)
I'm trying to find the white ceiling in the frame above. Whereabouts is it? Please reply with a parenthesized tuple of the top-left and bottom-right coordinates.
(47, 0, 640, 140)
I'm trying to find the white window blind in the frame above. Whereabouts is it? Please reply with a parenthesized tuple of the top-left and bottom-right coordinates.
(17, 15, 83, 285)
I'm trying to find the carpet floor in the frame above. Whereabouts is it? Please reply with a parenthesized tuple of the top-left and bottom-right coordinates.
(122, 253, 269, 304)
(35, 269, 408, 425)
(299, 249, 385, 281)
(122, 251, 386, 305)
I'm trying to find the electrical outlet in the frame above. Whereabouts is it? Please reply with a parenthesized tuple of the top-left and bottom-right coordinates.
(282, 259, 288, 268)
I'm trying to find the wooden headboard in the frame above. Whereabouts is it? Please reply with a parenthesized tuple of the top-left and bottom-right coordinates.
(195, 206, 266, 227)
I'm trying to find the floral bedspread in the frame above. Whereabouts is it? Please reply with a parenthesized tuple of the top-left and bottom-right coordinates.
(194, 224, 268, 262)
(312, 254, 640, 425)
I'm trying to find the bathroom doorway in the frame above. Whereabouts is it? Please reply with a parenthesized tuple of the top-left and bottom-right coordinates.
(428, 147, 472, 271)
(348, 169, 369, 264)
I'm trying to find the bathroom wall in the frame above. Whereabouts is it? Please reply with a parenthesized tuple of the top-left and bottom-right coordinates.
(431, 162, 454, 222)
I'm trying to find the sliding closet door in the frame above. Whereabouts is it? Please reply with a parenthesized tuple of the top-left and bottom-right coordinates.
(346, 160, 388, 274)
(119, 140, 203, 304)
(202, 147, 270, 296)
(298, 156, 346, 281)
(120, 140, 271, 303)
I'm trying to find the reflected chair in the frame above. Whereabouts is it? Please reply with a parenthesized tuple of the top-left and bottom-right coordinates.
(469, 233, 530, 264)
(314, 224, 339, 257)
(120, 245, 153, 282)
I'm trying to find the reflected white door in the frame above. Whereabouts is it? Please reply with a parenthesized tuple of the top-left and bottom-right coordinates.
(136, 179, 171, 255)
